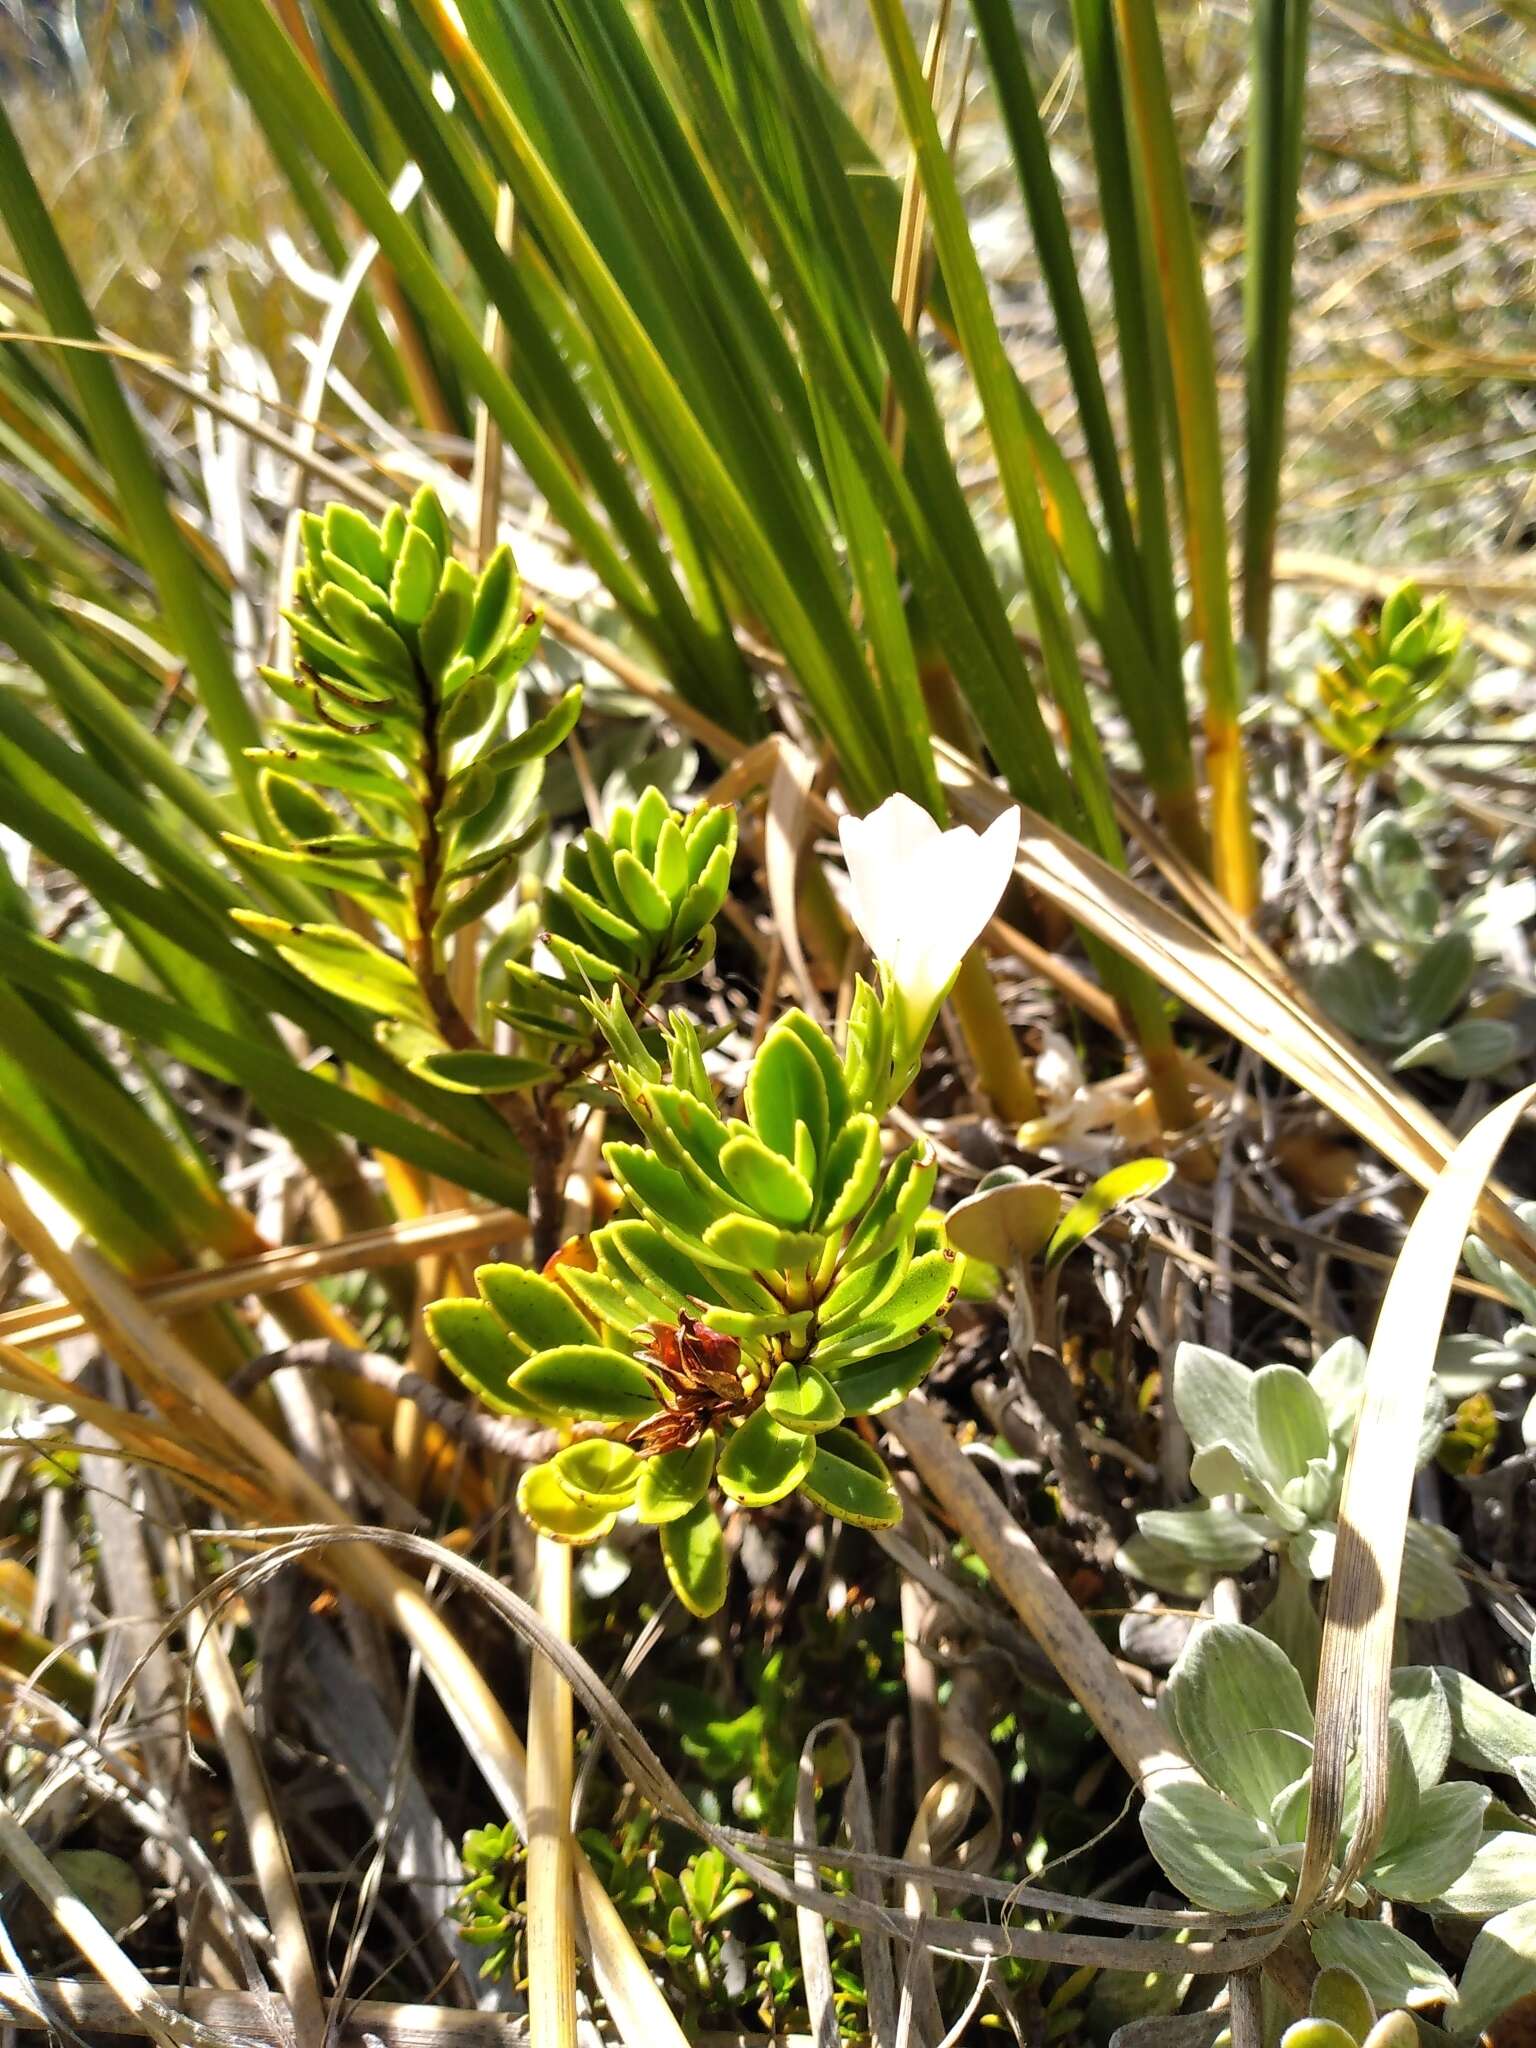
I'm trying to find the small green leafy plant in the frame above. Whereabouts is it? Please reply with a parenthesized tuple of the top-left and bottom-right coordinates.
(455, 1819, 525, 1982)
(228, 488, 582, 1095)
(1120, 1340, 1467, 1621)
(492, 785, 735, 1078)
(429, 1001, 959, 1616)
(1309, 581, 1465, 776)
(429, 797, 1024, 1616)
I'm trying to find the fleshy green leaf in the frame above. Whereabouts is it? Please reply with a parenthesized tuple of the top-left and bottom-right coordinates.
(818, 1114, 884, 1232)
(801, 1429, 901, 1527)
(552, 1439, 642, 1506)
(1309, 1966, 1378, 2041)
(232, 914, 434, 1026)
(763, 1362, 844, 1434)
(636, 1434, 716, 1525)
(824, 1331, 945, 1416)
(1281, 2023, 1359, 2048)
(463, 545, 519, 666)
(1044, 1158, 1173, 1268)
(701, 1212, 822, 1273)
(720, 1131, 815, 1226)
(427, 1299, 543, 1417)
(746, 1022, 828, 1165)
(481, 684, 584, 773)
(661, 1496, 728, 1617)
(510, 1345, 661, 1423)
(613, 847, 673, 933)
(476, 1266, 595, 1355)
(518, 1461, 617, 1543)
(715, 1406, 815, 1506)
(390, 522, 441, 625)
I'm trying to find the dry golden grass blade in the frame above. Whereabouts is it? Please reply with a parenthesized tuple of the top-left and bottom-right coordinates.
(883, 1396, 1191, 1791)
(0, 1343, 262, 1516)
(937, 765, 1536, 1272)
(0, 1206, 527, 1349)
(0, 1180, 687, 2046)
(185, 1606, 327, 2048)
(1295, 1082, 1536, 1916)
(527, 1537, 578, 2048)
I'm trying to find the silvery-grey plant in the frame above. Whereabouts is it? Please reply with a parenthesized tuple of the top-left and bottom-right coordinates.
(1139, 1624, 1536, 2023)
(1435, 1198, 1536, 1453)
(1119, 1340, 1467, 1621)
(1311, 814, 1534, 1080)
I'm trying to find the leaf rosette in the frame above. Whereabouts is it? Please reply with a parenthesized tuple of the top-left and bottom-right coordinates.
(1119, 1339, 1465, 1621)
(428, 1005, 960, 1614)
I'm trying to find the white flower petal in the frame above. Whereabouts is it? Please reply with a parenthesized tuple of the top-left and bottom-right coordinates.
(839, 794, 937, 968)
(839, 797, 1021, 1030)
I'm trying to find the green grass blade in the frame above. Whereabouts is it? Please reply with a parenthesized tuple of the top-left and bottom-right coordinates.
(0, 98, 264, 824)
(1242, 0, 1312, 681)
(1111, 0, 1260, 915)
(1066, 0, 1184, 698)
(0, 927, 529, 1208)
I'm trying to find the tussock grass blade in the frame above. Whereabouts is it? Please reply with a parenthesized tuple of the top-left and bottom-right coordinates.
(380, 0, 893, 799)
(1297, 1083, 1536, 1916)
(0, 102, 264, 823)
(940, 749, 1536, 1270)
(968, 0, 1147, 626)
(1242, 0, 1312, 679)
(1111, 0, 1261, 916)
(0, 927, 530, 1209)
(865, 0, 1191, 1113)
(1066, 0, 1184, 706)
(306, 0, 760, 729)
(974, 0, 1202, 865)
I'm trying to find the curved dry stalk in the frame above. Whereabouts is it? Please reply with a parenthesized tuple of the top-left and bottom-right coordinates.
(527, 1539, 578, 2048)
(0, 1174, 687, 2048)
(183, 1607, 325, 2048)
(882, 1397, 1190, 1793)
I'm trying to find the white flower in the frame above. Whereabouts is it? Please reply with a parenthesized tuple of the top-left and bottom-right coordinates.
(838, 795, 1021, 1037)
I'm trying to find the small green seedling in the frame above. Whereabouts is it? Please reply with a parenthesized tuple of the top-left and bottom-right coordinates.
(1310, 580, 1465, 776)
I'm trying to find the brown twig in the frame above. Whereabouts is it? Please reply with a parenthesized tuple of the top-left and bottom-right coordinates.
(227, 1339, 543, 1459)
